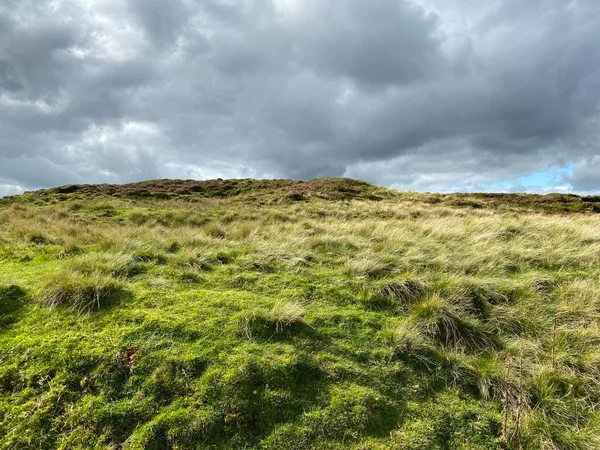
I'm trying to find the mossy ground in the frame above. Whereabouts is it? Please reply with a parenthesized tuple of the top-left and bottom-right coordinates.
(1, 178, 600, 449)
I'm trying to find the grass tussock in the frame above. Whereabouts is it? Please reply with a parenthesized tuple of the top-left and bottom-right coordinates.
(380, 279, 426, 304)
(345, 255, 396, 279)
(409, 294, 495, 352)
(2, 178, 600, 449)
(556, 280, 600, 325)
(37, 271, 128, 313)
(270, 300, 306, 332)
(241, 300, 308, 339)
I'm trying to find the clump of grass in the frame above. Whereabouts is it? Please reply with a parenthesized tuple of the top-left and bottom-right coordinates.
(309, 236, 358, 254)
(66, 252, 149, 278)
(27, 232, 53, 245)
(410, 294, 495, 352)
(345, 256, 396, 279)
(379, 279, 426, 304)
(230, 274, 259, 289)
(240, 253, 279, 273)
(387, 318, 435, 370)
(133, 248, 168, 264)
(270, 300, 306, 332)
(391, 318, 427, 352)
(37, 271, 127, 313)
(58, 244, 85, 259)
(203, 223, 227, 239)
(518, 365, 600, 450)
(166, 239, 181, 253)
(465, 353, 505, 401)
(241, 300, 308, 339)
(357, 279, 425, 312)
(486, 304, 534, 336)
(169, 248, 214, 271)
(556, 280, 599, 326)
(410, 294, 463, 342)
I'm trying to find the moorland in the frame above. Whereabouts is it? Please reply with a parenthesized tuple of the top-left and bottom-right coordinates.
(1, 178, 600, 449)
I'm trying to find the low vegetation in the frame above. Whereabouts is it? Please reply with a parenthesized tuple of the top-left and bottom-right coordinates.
(37, 270, 128, 313)
(1, 178, 600, 449)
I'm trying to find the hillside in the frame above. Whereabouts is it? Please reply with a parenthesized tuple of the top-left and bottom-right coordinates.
(10, 177, 600, 213)
(1, 178, 600, 449)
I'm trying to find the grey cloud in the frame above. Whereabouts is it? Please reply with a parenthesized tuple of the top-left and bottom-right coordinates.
(0, 9, 83, 100)
(0, 155, 82, 187)
(287, 0, 444, 88)
(129, 0, 191, 47)
(0, 0, 600, 194)
(0, 60, 23, 92)
(564, 157, 600, 192)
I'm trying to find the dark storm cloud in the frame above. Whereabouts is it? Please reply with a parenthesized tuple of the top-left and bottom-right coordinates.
(0, 0, 599, 194)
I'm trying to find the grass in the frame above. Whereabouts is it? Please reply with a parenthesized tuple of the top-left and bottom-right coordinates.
(269, 300, 306, 332)
(1, 177, 600, 449)
(37, 270, 128, 313)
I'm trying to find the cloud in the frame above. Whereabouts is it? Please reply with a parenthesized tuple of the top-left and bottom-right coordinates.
(564, 156, 600, 192)
(0, 0, 599, 194)
(0, 183, 25, 197)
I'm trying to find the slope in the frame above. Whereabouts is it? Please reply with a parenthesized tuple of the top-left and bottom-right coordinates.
(1, 178, 599, 449)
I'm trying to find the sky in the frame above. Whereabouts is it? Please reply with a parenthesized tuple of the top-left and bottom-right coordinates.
(1, 0, 600, 196)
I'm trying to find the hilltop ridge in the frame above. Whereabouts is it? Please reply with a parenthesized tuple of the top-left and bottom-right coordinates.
(38, 178, 386, 201)
(6, 177, 600, 214)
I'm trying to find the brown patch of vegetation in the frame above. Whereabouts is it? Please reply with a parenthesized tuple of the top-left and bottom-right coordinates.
(122, 347, 139, 371)
(41, 177, 382, 201)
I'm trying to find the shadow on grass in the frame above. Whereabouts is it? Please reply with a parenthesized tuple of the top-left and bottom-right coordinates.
(0, 285, 28, 330)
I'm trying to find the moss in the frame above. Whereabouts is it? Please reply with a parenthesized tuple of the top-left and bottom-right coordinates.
(391, 391, 501, 449)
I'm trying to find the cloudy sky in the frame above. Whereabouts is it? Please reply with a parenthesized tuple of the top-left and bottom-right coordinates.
(1, 0, 599, 196)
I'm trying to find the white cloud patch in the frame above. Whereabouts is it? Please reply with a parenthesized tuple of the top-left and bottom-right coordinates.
(0, 183, 25, 197)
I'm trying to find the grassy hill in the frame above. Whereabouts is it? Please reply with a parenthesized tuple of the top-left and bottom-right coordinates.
(1, 178, 600, 449)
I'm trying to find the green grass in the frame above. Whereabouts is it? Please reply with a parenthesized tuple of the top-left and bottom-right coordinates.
(37, 270, 129, 313)
(1, 178, 600, 449)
